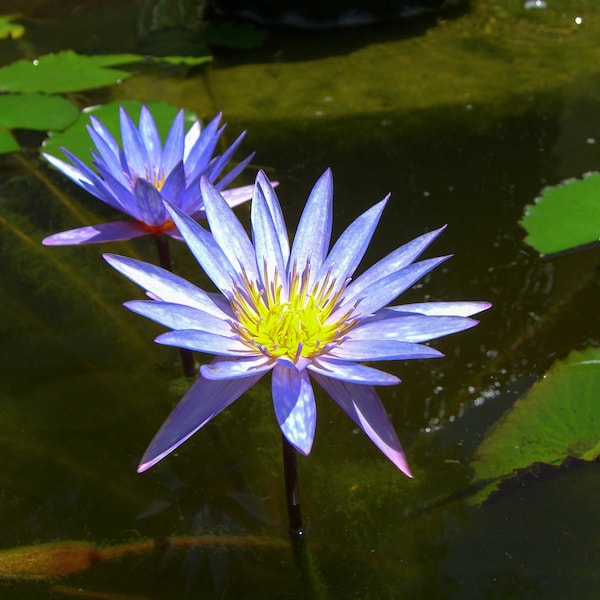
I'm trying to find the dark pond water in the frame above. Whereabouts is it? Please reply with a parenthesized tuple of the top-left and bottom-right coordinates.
(0, 1, 599, 598)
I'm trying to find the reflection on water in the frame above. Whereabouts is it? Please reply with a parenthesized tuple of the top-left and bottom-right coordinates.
(1, 1, 599, 597)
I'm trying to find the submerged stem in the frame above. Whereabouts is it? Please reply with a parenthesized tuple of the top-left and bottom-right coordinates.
(153, 234, 196, 378)
(281, 434, 304, 533)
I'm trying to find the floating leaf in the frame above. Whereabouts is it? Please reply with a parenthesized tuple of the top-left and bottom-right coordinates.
(0, 128, 20, 154)
(0, 94, 79, 131)
(42, 100, 198, 168)
(0, 50, 143, 94)
(470, 347, 600, 503)
(155, 55, 213, 66)
(0, 14, 24, 40)
(521, 172, 600, 254)
(481, 456, 600, 506)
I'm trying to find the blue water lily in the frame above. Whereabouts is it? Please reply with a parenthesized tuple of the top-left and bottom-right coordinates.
(105, 170, 490, 476)
(43, 106, 254, 245)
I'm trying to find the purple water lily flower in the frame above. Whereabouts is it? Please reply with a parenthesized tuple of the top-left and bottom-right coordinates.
(42, 106, 254, 245)
(104, 170, 490, 476)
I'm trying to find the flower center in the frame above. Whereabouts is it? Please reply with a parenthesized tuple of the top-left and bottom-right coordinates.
(152, 173, 166, 191)
(230, 265, 355, 361)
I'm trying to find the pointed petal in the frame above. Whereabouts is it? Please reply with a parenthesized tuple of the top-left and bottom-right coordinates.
(184, 114, 222, 178)
(199, 178, 259, 281)
(311, 374, 412, 476)
(134, 178, 166, 226)
(43, 221, 149, 245)
(308, 358, 400, 385)
(348, 313, 480, 343)
(345, 227, 446, 301)
(341, 256, 450, 317)
(388, 301, 492, 317)
(272, 365, 316, 455)
(256, 171, 289, 263)
(218, 184, 255, 210)
(138, 373, 263, 472)
(103, 253, 230, 317)
(161, 109, 185, 177)
(251, 181, 288, 295)
(44, 150, 125, 212)
(201, 355, 274, 379)
(124, 300, 235, 336)
(289, 169, 333, 277)
(156, 329, 247, 355)
(87, 121, 130, 188)
(179, 172, 204, 214)
(214, 151, 255, 192)
(329, 339, 443, 361)
(317, 196, 388, 288)
(164, 201, 238, 295)
(207, 130, 246, 181)
(119, 106, 151, 177)
(159, 160, 186, 205)
(88, 113, 120, 157)
(182, 119, 200, 157)
(43, 151, 94, 186)
(138, 105, 162, 169)
(93, 159, 137, 213)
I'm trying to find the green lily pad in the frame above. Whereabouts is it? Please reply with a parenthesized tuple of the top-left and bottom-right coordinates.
(0, 14, 24, 40)
(0, 128, 20, 154)
(0, 50, 143, 94)
(0, 94, 79, 131)
(42, 100, 198, 167)
(156, 55, 213, 66)
(521, 172, 600, 255)
(470, 347, 600, 504)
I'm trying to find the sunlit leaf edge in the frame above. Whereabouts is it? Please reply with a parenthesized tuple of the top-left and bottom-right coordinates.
(521, 172, 600, 254)
(0, 50, 145, 94)
(152, 55, 213, 66)
(469, 347, 600, 504)
(0, 14, 25, 40)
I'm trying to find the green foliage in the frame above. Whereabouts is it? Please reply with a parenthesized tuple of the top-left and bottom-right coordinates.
(0, 128, 20, 153)
(521, 172, 600, 254)
(42, 100, 198, 168)
(0, 51, 143, 155)
(0, 48, 212, 155)
(0, 14, 24, 40)
(470, 347, 600, 503)
(0, 50, 142, 94)
(0, 94, 80, 153)
(0, 94, 79, 130)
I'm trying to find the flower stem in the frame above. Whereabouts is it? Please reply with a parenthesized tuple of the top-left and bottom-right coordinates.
(281, 434, 303, 533)
(154, 234, 196, 378)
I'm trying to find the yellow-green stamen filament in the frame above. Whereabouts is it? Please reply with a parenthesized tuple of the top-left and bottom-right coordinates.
(230, 264, 355, 361)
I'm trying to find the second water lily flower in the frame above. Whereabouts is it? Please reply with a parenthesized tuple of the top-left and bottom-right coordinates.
(105, 170, 490, 476)
(43, 106, 254, 245)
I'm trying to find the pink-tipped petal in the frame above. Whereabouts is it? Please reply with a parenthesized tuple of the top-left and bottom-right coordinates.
(42, 221, 148, 245)
(312, 374, 412, 476)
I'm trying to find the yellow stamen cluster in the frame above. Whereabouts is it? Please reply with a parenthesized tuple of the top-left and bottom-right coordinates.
(152, 172, 166, 191)
(130, 172, 166, 192)
(230, 264, 356, 361)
